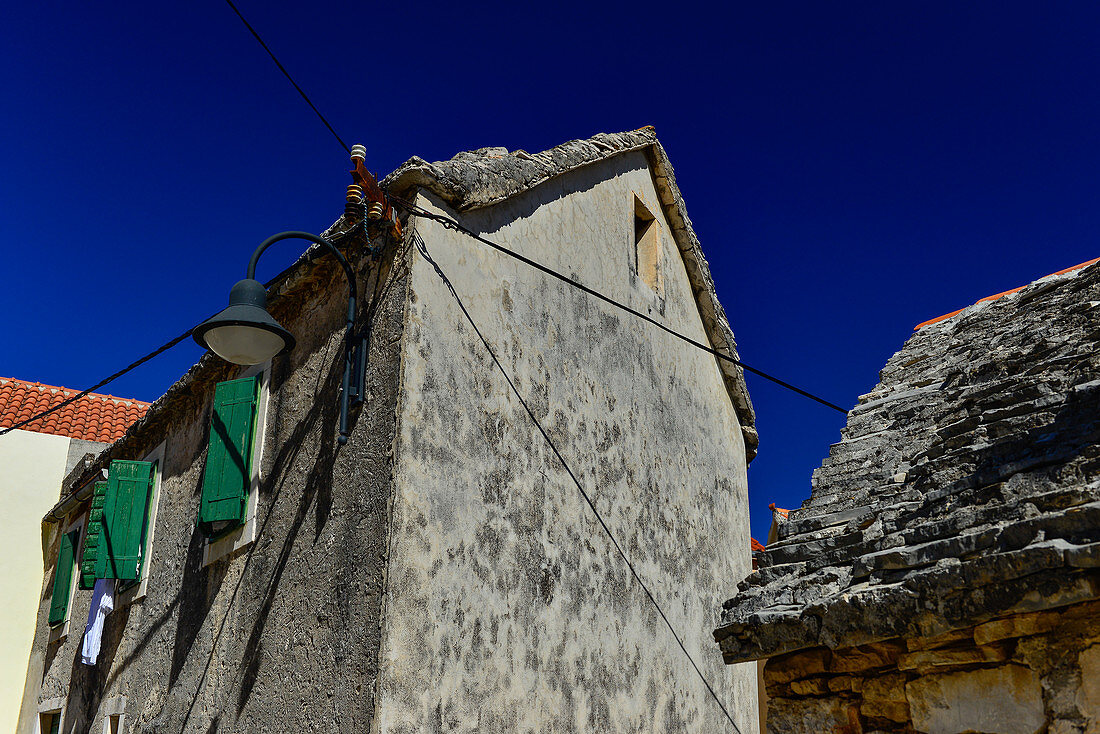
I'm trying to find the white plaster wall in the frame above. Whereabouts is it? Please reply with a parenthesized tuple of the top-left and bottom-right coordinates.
(376, 152, 757, 732)
(0, 428, 70, 734)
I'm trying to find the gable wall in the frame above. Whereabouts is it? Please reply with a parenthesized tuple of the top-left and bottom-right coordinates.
(375, 151, 757, 733)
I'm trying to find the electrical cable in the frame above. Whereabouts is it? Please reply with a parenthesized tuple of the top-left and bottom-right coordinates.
(0, 331, 193, 438)
(223, 0, 351, 155)
(217, 0, 846, 415)
(0, 229, 359, 438)
(392, 194, 847, 414)
(412, 231, 745, 733)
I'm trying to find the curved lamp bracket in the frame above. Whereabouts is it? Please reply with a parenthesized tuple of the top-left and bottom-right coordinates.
(197, 231, 363, 445)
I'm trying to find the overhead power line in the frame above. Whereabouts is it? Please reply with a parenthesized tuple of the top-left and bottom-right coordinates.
(4, 2, 354, 440)
(223, 0, 350, 155)
(413, 232, 745, 733)
(8, 4, 846, 438)
(0, 250, 333, 438)
(218, 0, 847, 415)
(1, 9, 814, 727)
(0, 331, 193, 438)
(391, 194, 848, 414)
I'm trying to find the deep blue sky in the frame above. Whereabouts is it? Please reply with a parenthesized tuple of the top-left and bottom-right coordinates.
(3, 3, 1097, 542)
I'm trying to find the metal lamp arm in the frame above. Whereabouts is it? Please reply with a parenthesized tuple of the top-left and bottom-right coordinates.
(247, 231, 357, 303)
(246, 230, 360, 445)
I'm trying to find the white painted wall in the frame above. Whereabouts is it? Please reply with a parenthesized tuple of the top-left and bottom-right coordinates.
(0, 428, 70, 734)
(375, 152, 758, 732)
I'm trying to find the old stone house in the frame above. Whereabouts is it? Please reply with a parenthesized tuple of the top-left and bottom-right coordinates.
(20, 128, 760, 733)
(715, 259, 1100, 733)
(1, 379, 148, 733)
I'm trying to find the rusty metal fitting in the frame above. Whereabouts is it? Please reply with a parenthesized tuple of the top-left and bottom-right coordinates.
(346, 184, 363, 203)
(367, 202, 385, 221)
(350, 144, 366, 163)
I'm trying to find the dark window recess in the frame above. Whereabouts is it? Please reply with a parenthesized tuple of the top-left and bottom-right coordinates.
(634, 196, 661, 292)
(41, 712, 61, 734)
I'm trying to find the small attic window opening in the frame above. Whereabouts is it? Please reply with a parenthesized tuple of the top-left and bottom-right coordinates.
(634, 195, 662, 292)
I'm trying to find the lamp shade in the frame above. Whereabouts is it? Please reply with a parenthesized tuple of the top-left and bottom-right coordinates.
(192, 279, 295, 365)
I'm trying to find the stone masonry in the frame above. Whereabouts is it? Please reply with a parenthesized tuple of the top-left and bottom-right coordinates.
(716, 260, 1100, 733)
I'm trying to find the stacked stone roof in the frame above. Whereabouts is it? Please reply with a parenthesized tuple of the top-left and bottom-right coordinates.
(715, 260, 1100, 663)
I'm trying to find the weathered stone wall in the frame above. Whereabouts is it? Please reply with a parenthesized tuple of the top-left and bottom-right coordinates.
(372, 151, 757, 732)
(717, 262, 1100, 661)
(717, 260, 1100, 733)
(19, 238, 409, 734)
(761, 599, 1100, 733)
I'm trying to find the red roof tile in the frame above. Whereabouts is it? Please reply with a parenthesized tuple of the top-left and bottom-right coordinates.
(915, 257, 1100, 330)
(0, 376, 150, 444)
(750, 537, 766, 553)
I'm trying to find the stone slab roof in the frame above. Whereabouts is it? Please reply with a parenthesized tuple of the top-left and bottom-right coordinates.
(382, 127, 758, 458)
(715, 259, 1100, 663)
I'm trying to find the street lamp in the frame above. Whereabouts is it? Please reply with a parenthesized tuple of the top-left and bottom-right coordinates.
(194, 230, 361, 444)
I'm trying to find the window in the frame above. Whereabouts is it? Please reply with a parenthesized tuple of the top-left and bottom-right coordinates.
(119, 443, 164, 604)
(47, 515, 82, 637)
(99, 461, 155, 581)
(201, 365, 269, 566)
(38, 709, 61, 734)
(198, 374, 260, 535)
(79, 447, 163, 604)
(100, 696, 126, 734)
(47, 519, 80, 629)
(104, 714, 122, 734)
(633, 194, 663, 293)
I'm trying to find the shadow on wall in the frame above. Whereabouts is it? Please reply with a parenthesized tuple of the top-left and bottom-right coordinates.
(55, 336, 348, 732)
(236, 354, 342, 714)
(453, 152, 643, 240)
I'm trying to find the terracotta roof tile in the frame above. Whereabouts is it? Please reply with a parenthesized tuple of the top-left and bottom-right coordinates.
(0, 376, 150, 444)
(915, 256, 1100, 329)
(768, 503, 790, 520)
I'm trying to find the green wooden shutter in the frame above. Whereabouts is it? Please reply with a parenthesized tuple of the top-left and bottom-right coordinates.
(96, 460, 155, 581)
(79, 481, 108, 590)
(48, 529, 78, 626)
(199, 376, 260, 530)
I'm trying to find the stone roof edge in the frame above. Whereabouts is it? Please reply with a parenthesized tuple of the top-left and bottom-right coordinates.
(714, 260, 1100, 662)
(714, 538, 1100, 663)
(45, 129, 759, 520)
(382, 127, 758, 458)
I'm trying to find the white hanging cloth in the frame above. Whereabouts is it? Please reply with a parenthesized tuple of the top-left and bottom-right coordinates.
(80, 578, 116, 665)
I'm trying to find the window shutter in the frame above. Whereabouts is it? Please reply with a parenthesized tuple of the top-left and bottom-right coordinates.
(48, 529, 78, 626)
(199, 376, 260, 530)
(96, 460, 155, 581)
(79, 482, 108, 590)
